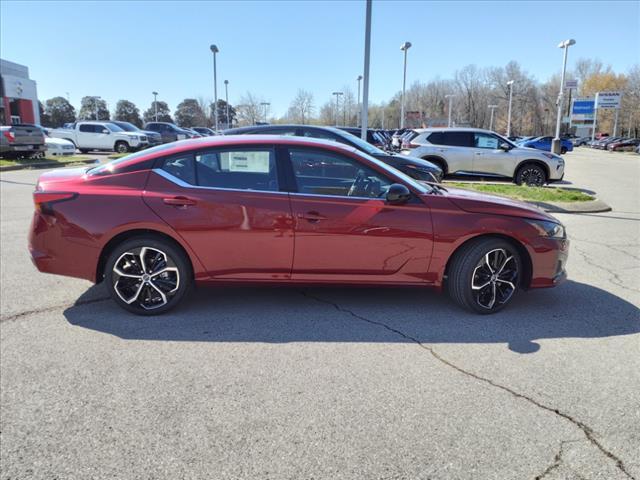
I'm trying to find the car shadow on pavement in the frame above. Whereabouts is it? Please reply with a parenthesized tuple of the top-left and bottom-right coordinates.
(64, 280, 639, 354)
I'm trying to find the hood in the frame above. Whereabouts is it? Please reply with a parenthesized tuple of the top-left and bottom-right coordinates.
(443, 186, 558, 222)
(142, 130, 161, 137)
(121, 132, 143, 138)
(374, 152, 440, 171)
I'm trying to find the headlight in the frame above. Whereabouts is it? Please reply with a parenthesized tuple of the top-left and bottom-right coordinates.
(526, 220, 566, 239)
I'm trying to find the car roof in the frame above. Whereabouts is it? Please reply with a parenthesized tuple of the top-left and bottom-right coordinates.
(412, 127, 501, 135)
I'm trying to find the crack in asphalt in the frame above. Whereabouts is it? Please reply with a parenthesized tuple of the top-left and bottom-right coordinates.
(573, 245, 640, 294)
(299, 290, 636, 480)
(0, 296, 111, 324)
(570, 236, 640, 262)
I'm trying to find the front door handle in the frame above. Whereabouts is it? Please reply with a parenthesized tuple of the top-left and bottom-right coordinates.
(297, 211, 327, 223)
(163, 196, 196, 207)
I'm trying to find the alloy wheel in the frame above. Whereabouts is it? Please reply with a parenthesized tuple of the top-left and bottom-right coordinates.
(112, 246, 179, 310)
(471, 248, 519, 310)
(520, 167, 543, 186)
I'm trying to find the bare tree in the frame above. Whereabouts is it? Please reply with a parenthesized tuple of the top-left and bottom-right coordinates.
(287, 89, 315, 124)
(236, 92, 264, 126)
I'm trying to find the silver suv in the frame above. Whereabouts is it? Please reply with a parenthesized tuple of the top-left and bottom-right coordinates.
(401, 128, 565, 186)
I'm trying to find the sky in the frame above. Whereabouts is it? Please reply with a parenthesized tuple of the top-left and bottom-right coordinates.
(1, 0, 638, 118)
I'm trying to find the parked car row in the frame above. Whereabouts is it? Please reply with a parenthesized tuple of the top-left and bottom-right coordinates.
(585, 135, 640, 151)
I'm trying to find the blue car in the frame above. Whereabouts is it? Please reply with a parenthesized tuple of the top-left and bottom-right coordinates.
(521, 136, 573, 154)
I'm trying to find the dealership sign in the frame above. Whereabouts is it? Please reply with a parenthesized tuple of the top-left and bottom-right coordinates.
(571, 97, 595, 122)
(564, 79, 578, 89)
(596, 91, 622, 109)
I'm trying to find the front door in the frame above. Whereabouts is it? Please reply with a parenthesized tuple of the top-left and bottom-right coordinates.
(471, 131, 515, 177)
(143, 147, 294, 280)
(285, 147, 433, 284)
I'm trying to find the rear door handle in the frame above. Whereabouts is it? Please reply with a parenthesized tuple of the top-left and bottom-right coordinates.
(163, 196, 196, 207)
(297, 211, 327, 222)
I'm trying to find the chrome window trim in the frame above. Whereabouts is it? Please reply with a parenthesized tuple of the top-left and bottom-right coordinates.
(151, 168, 288, 196)
(153, 168, 384, 201)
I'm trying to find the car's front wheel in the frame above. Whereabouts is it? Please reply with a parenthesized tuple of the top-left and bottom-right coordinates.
(114, 141, 130, 154)
(560, 146, 567, 154)
(104, 237, 192, 315)
(447, 238, 522, 314)
(515, 163, 547, 186)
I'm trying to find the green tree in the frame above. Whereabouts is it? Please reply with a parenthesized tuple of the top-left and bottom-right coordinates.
(38, 101, 52, 127)
(211, 99, 236, 128)
(114, 100, 142, 127)
(174, 98, 207, 127)
(78, 96, 109, 121)
(143, 101, 172, 123)
(43, 96, 76, 127)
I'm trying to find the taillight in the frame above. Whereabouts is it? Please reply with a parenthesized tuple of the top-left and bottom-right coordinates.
(3, 130, 15, 143)
(33, 191, 77, 214)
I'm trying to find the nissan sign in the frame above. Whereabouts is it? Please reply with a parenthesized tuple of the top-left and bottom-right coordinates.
(596, 91, 622, 109)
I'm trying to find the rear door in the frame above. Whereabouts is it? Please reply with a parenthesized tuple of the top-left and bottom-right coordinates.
(427, 131, 474, 173)
(285, 146, 433, 283)
(76, 124, 96, 148)
(143, 146, 294, 280)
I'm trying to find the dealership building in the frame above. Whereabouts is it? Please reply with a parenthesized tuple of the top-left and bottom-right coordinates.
(0, 58, 40, 125)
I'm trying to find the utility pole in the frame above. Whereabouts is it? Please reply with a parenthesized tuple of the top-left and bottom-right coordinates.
(488, 105, 498, 131)
(400, 41, 412, 129)
(152, 91, 158, 122)
(210, 44, 219, 131)
(360, 0, 372, 140)
(332, 92, 343, 126)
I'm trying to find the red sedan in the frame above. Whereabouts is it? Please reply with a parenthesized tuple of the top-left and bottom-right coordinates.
(29, 135, 569, 315)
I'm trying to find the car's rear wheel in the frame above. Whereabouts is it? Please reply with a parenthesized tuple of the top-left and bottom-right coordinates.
(447, 238, 521, 314)
(560, 146, 567, 154)
(104, 237, 192, 315)
(114, 141, 130, 154)
(515, 163, 546, 186)
(79, 149, 90, 154)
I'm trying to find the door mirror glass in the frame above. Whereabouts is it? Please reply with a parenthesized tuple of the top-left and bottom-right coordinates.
(102, 129, 110, 134)
(386, 183, 411, 205)
(499, 142, 511, 151)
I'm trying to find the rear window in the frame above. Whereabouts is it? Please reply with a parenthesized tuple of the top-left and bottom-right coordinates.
(88, 143, 177, 176)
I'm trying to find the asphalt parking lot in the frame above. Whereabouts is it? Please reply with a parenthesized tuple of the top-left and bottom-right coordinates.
(1, 148, 639, 479)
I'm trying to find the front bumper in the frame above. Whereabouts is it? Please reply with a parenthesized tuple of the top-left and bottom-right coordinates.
(529, 237, 569, 289)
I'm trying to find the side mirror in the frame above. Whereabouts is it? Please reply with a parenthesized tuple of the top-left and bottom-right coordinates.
(386, 183, 411, 205)
(102, 129, 110, 134)
(499, 142, 511, 151)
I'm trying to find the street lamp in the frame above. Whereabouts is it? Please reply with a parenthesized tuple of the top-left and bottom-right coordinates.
(506, 80, 515, 137)
(488, 104, 498, 131)
(260, 102, 270, 123)
(356, 75, 363, 126)
(332, 91, 343, 126)
(91, 96, 101, 120)
(210, 44, 219, 131)
(552, 38, 576, 154)
(445, 94, 456, 128)
(224, 80, 230, 129)
(152, 91, 158, 122)
(400, 41, 412, 128)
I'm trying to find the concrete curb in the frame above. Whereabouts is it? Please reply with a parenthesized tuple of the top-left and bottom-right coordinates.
(524, 199, 612, 214)
(0, 158, 99, 172)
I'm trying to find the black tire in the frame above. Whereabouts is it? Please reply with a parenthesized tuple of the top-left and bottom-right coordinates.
(560, 147, 567, 154)
(423, 157, 446, 176)
(515, 163, 546, 186)
(104, 236, 192, 315)
(447, 238, 522, 314)
(114, 141, 130, 154)
(80, 149, 90, 154)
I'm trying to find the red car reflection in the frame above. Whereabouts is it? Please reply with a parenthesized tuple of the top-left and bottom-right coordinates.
(29, 135, 568, 315)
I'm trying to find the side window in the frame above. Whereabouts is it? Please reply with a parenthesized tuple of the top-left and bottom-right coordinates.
(302, 128, 338, 141)
(160, 154, 196, 185)
(442, 131, 473, 147)
(265, 127, 297, 136)
(79, 124, 94, 133)
(289, 148, 391, 198)
(474, 133, 500, 149)
(426, 132, 443, 145)
(195, 149, 278, 191)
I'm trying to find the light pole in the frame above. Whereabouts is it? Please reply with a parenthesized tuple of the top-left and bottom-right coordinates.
(360, 0, 372, 140)
(152, 91, 158, 122)
(552, 38, 576, 154)
(356, 75, 363, 126)
(260, 102, 270, 123)
(210, 44, 219, 131)
(400, 41, 412, 128)
(224, 80, 230, 129)
(332, 91, 343, 126)
(488, 104, 498, 131)
(91, 96, 101, 120)
(445, 94, 456, 128)
(506, 80, 515, 137)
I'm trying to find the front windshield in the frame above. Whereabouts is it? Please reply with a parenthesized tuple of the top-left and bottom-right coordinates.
(327, 127, 385, 155)
(114, 122, 137, 132)
(105, 123, 125, 132)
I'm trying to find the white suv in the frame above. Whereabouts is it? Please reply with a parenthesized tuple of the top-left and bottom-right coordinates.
(401, 128, 565, 186)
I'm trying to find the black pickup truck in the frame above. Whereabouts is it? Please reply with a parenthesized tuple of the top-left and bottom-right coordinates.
(0, 124, 46, 158)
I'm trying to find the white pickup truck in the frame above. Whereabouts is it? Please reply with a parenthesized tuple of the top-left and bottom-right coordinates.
(49, 121, 148, 153)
